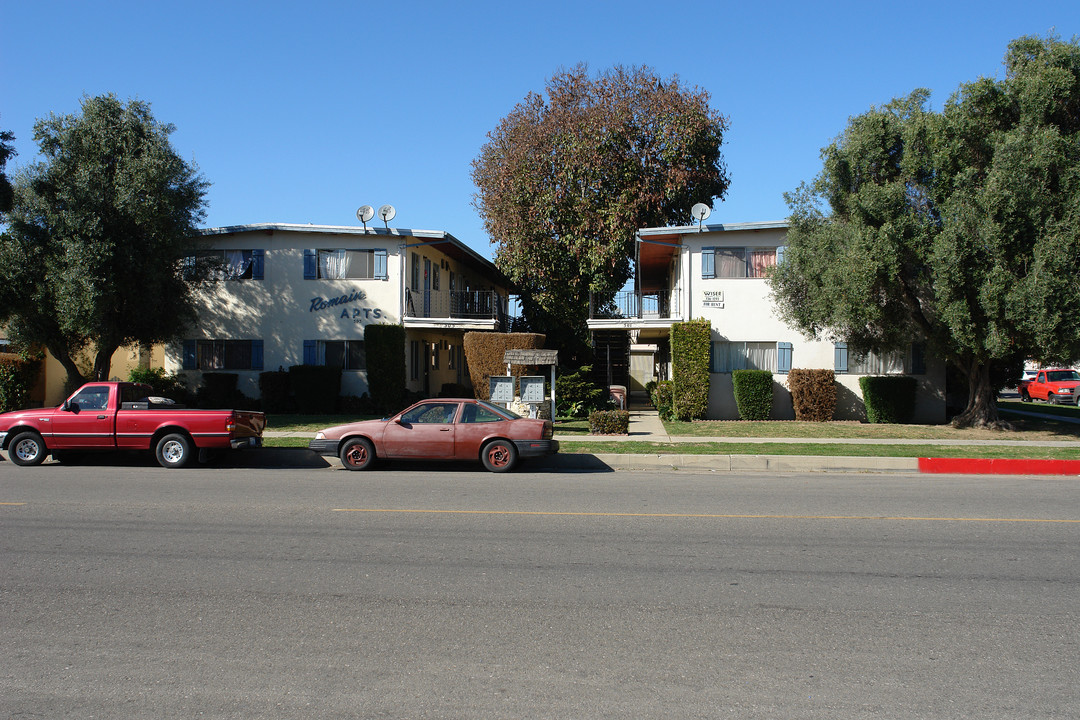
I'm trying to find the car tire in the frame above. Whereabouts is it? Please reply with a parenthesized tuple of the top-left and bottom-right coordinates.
(155, 433, 193, 469)
(8, 431, 47, 466)
(481, 439, 518, 473)
(339, 437, 375, 471)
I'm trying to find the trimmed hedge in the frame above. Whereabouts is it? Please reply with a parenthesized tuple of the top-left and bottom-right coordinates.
(365, 324, 407, 413)
(650, 380, 676, 421)
(463, 332, 545, 401)
(197, 373, 239, 409)
(732, 369, 773, 421)
(288, 365, 342, 414)
(0, 356, 41, 413)
(859, 375, 917, 424)
(258, 371, 292, 413)
(589, 409, 630, 435)
(670, 319, 711, 420)
(129, 367, 191, 405)
(787, 368, 836, 422)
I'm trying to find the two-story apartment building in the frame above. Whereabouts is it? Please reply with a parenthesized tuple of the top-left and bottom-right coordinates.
(165, 223, 512, 400)
(588, 221, 947, 423)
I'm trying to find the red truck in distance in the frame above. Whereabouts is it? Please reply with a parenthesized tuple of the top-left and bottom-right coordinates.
(0, 381, 265, 468)
(1017, 368, 1080, 405)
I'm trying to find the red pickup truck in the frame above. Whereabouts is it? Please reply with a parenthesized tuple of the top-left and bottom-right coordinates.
(0, 381, 265, 468)
(1017, 368, 1080, 405)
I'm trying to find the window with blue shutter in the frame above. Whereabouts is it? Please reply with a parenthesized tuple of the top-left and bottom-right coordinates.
(834, 342, 849, 373)
(251, 249, 265, 280)
(250, 339, 264, 370)
(182, 340, 196, 370)
(702, 248, 716, 279)
(777, 342, 793, 374)
(374, 248, 388, 279)
(303, 340, 317, 365)
(910, 342, 926, 375)
(303, 249, 317, 279)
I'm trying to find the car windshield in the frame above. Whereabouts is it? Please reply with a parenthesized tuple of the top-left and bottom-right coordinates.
(1046, 370, 1080, 382)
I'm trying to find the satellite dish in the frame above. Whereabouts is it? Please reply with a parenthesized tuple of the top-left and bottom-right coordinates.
(691, 203, 712, 232)
(356, 205, 375, 230)
(378, 204, 396, 227)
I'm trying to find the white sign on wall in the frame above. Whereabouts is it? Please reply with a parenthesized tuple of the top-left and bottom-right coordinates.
(703, 290, 725, 308)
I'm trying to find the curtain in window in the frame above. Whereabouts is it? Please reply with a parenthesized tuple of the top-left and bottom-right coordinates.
(716, 248, 746, 277)
(850, 350, 906, 374)
(319, 250, 351, 279)
(748, 250, 776, 278)
(745, 342, 777, 370)
(224, 250, 252, 279)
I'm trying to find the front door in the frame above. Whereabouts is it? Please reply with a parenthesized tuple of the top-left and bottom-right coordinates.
(50, 385, 114, 449)
(381, 401, 460, 459)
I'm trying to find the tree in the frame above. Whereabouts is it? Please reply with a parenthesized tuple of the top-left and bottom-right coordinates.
(472, 65, 730, 351)
(0, 121, 14, 212)
(768, 35, 1080, 428)
(1, 94, 210, 386)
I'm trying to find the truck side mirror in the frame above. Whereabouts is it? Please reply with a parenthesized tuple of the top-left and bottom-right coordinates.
(62, 400, 71, 412)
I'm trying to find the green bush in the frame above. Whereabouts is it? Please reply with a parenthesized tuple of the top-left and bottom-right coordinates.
(365, 324, 406, 413)
(0, 356, 41, 412)
(196, 373, 239, 409)
(258, 370, 293, 413)
(288, 365, 342, 414)
(787, 369, 836, 421)
(555, 365, 609, 418)
(129, 367, 190, 403)
(732, 369, 773, 420)
(651, 380, 676, 421)
(671, 320, 711, 420)
(589, 409, 630, 435)
(859, 375, 917, 424)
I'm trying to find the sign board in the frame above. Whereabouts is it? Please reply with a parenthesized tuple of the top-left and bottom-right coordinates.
(703, 290, 725, 308)
(489, 376, 515, 404)
(503, 349, 558, 366)
(520, 376, 546, 403)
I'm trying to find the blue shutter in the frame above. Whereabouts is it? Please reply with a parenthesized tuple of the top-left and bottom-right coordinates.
(374, 248, 388, 280)
(303, 339, 317, 366)
(251, 249, 265, 280)
(702, 248, 715, 279)
(834, 342, 848, 373)
(250, 339, 264, 370)
(777, 342, 793, 374)
(183, 340, 197, 370)
(303, 249, 317, 279)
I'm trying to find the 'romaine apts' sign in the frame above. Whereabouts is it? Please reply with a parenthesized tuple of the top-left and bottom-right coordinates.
(309, 289, 385, 322)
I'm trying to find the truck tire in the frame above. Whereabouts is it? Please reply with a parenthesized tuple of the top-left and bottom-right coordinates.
(339, 437, 375, 470)
(155, 433, 193, 469)
(1020, 389, 1031, 402)
(8, 431, 47, 466)
(1047, 392, 1055, 404)
(481, 439, 518, 473)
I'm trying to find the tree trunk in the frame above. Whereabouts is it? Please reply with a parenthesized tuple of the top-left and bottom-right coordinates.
(48, 344, 86, 393)
(950, 360, 1009, 429)
(92, 345, 118, 382)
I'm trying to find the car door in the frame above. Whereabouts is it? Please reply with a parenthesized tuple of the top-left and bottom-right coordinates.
(50, 385, 115, 449)
(380, 401, 460, 459)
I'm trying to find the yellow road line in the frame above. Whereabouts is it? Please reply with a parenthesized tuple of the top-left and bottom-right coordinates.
(0, 502, 26, 506)
(332, 508, 1080, 524)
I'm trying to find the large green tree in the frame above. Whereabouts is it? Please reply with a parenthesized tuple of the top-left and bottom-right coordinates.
(1, 94, 210, 385)
(472, 65, 730, 350)
(769, 35, 1080, 428)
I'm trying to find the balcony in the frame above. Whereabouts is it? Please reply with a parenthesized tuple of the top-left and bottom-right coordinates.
(589, 290, 680, 322)
(405, 288, 509, 331)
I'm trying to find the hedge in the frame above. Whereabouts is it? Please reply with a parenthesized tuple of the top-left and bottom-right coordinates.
(787, 368, 836, 422)
(859, 375, 917, 424)
(365, 324, 407, 413)
(589, 409, 630, 435)
(732, 369, 773, 420)
(670, 319, 711, 420)
(0, 356, 41, 413)
(462, 332, 545, 401)
(288, 365, 342, 413)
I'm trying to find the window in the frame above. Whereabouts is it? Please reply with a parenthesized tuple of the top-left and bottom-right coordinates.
(702, 247, 778, 278)
(410, 340, 420, 380)
(182, 339, 263, 370)
(401, 402, 459, 424)
(70, 385, 110, 411)
(710, 341, 780, 373)
(834, 342, 909, 374)
(461, 403, 505, 423)
(304, 249, 387, 280)
(304, 340, 365, 370)
(747, 249, 777, 278)
(186, 249, 264, 280)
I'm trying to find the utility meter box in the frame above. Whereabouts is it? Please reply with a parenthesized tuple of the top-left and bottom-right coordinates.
(520, 376, 545, 403)
(489, 376, 515, 404)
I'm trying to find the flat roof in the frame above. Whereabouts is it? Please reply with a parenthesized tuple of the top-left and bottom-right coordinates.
(637, 220, 788, 238)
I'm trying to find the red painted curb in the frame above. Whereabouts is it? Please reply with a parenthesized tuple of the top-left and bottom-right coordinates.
(919, 458, 1080, 475)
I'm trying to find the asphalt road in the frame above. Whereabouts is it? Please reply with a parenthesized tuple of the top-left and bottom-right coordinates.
(1, 460, 1078, 719)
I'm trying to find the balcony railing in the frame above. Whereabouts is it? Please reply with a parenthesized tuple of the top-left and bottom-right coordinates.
(589, 290, 679, 321)
(405, 289, 508, 329)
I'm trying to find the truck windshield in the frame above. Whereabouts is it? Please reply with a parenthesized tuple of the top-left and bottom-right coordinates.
(1046, 370, 1080, 382)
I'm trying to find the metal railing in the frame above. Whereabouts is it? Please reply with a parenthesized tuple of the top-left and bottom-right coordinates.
(590, 290, 679, 320)
(405, 289, 508, 327)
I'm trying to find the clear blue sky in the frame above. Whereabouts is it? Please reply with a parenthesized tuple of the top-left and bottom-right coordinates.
(2, 0, 1075, 258)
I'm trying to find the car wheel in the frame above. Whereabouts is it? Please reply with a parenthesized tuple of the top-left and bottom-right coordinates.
(8, 431, 47, 466)
(339, 437, 375, 471)
(155, 433, 193, 469)
(481, 439, 518, 473)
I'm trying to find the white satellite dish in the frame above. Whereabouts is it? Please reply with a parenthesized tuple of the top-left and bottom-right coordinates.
(356, 205, 375, 229)
(691, 203, 712, 232)
(378, 204, 396, 227)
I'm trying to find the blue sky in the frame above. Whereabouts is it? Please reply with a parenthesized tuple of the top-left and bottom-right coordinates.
(2, 1, 1075, 258)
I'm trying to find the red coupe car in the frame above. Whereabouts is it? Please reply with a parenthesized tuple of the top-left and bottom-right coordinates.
(309, 398, 558, 472)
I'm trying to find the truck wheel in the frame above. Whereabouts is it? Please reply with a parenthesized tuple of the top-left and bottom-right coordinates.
(8, 431, 47, 466)
(155, 433, 193, 469)
(481, 439, 517, 473)
(1020, 390, 1031, 402)
(339, 437, 375, 470)
(1047, 392, 1055, 404)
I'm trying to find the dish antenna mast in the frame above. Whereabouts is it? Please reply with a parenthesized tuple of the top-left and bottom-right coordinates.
(691, 203, 712, 232)
(378, 204, 396, 228)
(356, 205, 375, 230)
